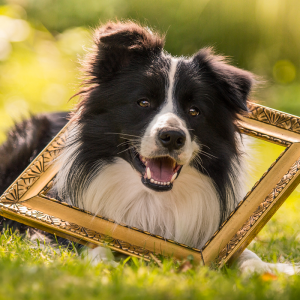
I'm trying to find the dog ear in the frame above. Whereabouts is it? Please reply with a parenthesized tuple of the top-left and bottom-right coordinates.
(193, 48, 255, 113)
(97, 22, 164, 51)
(87, 22, 165, 81)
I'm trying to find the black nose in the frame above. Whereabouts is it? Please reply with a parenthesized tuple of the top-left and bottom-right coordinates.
(158, 130, 186, 151)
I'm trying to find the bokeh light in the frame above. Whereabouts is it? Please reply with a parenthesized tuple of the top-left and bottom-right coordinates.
(273, 60, 296, 84)
(0, 0, 300, 141)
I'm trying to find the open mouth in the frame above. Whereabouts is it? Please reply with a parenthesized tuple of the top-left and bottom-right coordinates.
(129, 147, 183, 192)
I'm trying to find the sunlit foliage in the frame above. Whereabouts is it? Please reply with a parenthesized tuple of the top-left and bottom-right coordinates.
(1, 1, 300, 297)
(0, 0, 300, 140)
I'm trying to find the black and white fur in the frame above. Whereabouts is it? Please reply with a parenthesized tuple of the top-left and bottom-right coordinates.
(0, 21, 297, 275)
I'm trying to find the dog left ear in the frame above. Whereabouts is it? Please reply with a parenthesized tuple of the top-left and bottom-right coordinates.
(193, 48, 256, 113)
(85, 22, 165, 82)
(97, 22, 164, 52)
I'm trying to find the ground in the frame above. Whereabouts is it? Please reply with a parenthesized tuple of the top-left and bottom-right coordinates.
(1, 141, 300, 299)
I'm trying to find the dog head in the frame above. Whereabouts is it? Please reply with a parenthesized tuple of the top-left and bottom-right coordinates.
(69, 21, 254, 197)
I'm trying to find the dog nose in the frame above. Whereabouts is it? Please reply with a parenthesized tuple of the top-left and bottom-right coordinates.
(158, 130, 186, 151)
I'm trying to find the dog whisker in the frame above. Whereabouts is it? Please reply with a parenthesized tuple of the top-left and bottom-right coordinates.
(116, 146, 138, 155)
(193, 154, 210, 177)
(201, 144, 211, 150)
(200, 151, 217, 159)
(117, 139, 140, 148)
(105, 132, 150, 138)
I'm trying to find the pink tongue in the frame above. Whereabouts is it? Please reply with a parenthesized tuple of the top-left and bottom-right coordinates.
(147, 157, 175, 182)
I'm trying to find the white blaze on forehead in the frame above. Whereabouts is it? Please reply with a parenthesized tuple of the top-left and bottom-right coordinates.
(140, 56, 198, 164)
(164, 57, 179, 113)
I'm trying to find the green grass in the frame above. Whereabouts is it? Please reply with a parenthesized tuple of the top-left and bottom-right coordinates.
(1, 140, 300, 299)
(1, 139, 300, 299)
(1, 2, 300, 298)
(1, 212, 300, 300)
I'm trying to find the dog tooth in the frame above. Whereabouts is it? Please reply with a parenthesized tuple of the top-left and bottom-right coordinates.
(163, 182, 166, 185)
(147, 168, 151, 179)
(154, 181, 158, 184)
(141, 157, 146, 163)
(150, 179, 154, 183)
(171, 173, 177, 183)
(167, 182, 170, 185)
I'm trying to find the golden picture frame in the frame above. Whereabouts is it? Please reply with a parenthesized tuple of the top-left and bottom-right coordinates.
(1, 102, 300, 268)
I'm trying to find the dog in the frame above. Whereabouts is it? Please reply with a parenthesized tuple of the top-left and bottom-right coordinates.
(0, 21, 297, 274)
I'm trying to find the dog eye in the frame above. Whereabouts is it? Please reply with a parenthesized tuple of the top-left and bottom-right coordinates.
(137, 99, 150, 108)
(188, 106, 200, 116)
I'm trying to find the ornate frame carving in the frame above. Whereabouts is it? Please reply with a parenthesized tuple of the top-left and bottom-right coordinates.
(1, 103, 300, 266)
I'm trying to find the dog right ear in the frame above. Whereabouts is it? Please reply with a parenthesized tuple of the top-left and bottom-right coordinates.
(192, 48, 256, 114)
(86, 22, 165, 81)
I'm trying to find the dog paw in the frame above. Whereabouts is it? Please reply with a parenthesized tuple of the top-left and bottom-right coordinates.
(237, 249, 299, 276)
(240, 259, 299, 276)
(84, 246, 119, 267)
(239, 258, 273, 275)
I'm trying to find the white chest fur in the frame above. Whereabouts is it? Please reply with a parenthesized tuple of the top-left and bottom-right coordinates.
(73, 158, 221, 249)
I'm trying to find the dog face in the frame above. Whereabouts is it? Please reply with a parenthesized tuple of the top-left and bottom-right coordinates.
(138, 58, 198, 191)
(64, 22, 254, 217)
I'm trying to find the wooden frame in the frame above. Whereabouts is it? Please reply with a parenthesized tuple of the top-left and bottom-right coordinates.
(1, 102, 300, 267)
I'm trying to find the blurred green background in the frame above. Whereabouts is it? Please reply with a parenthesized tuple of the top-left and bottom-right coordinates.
(0, 0, 299, 191)
(0, 0, 300, 263)
(1, 0, 299, 177)
(0, 0, 300, 142)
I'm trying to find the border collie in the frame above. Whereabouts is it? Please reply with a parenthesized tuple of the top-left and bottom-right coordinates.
(0, 21, 297, 274)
